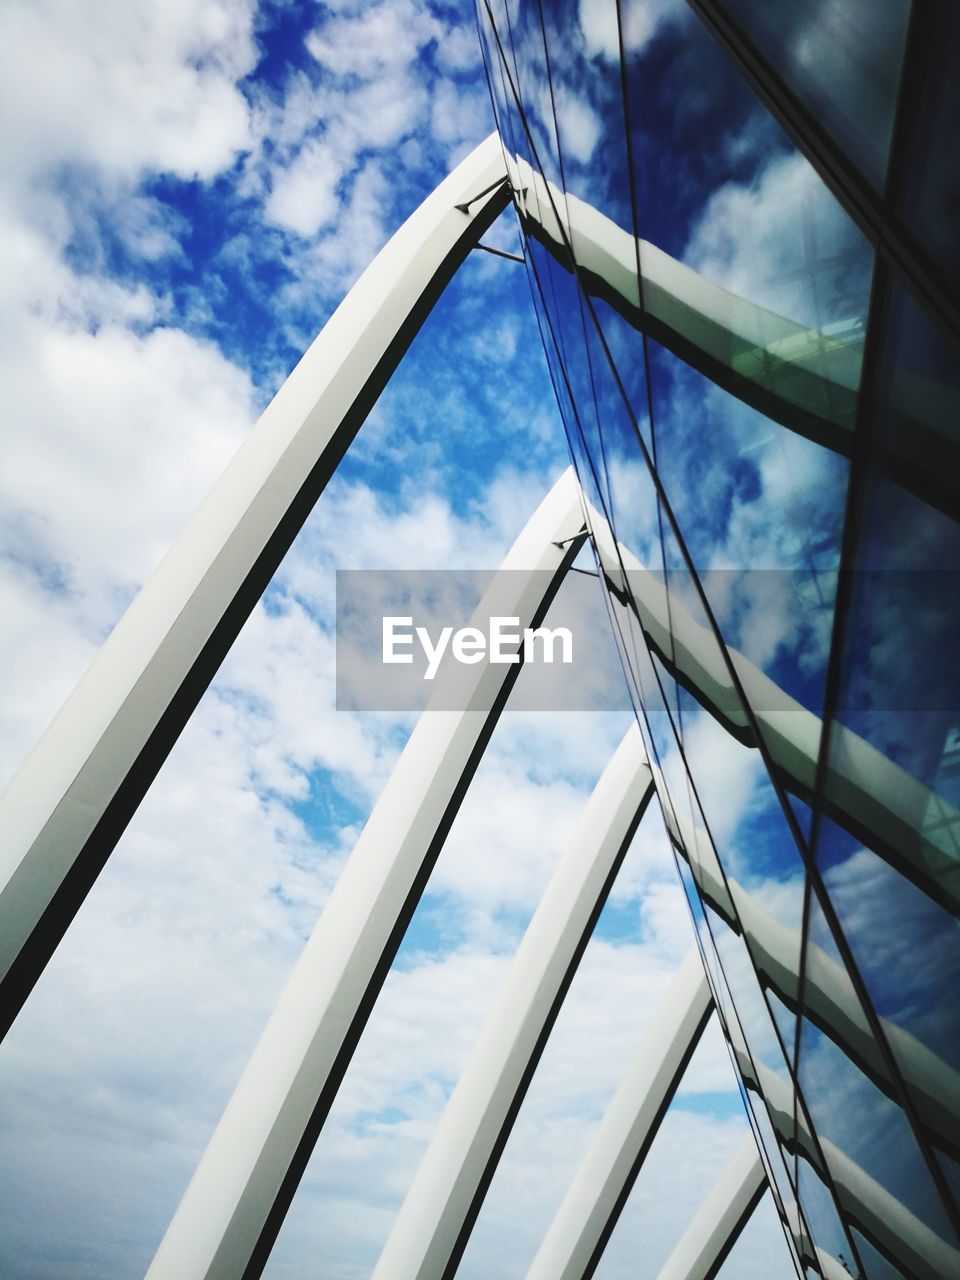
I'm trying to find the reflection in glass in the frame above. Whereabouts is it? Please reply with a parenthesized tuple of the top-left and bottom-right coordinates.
(714, 0, 910, 190)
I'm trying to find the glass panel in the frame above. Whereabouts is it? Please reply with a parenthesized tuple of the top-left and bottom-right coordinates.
(850, 1229, 906, 1280)
(811, 269, 960, 922)
(796, 1158, 863, 1278)
(621, 1, 873, 436)
(814, 815, 960, 1166)
(539, 0, 634, 235)
(675, 690, 807, 1070)
(715, 0, 911, 189)
(896, 5, 960, 306)
(866, 279, 960, 525)
(795, 891, 960, 1271)
(504, 0, 564, 192)
(646, 338, 848, 761)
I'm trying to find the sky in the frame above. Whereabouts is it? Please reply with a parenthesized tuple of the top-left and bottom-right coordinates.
(0, 1, 797, 1277)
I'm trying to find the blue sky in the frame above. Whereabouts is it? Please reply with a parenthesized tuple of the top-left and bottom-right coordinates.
(0, 2, 810, 1277)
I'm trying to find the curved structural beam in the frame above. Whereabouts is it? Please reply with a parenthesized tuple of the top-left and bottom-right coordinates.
(655, 1133, 766, 1280)
(588, 505, 960, 916)
(371, 724, 654, 1280)
(510, 155, 861, 450)
(525, 948, 713, 1280)
(0, 135, 510, 1042)
(145, 469, 587, 1280)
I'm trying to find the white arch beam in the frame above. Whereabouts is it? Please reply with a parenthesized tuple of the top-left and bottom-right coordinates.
(0, 134, 510, 1041)
(524, 948, 713, 1280)
(145, 468, 587, 1280)
(371, 723, 654, 1280)
(655, 1133, 766, 1280)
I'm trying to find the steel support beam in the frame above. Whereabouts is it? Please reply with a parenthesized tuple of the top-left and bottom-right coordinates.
(371, 724, 654, 1280)
(524, 948, 714, 1280)
(655, 1132, 766, 1280)
(145, 468, 586, 1280)
(0, 134, 510, 1042)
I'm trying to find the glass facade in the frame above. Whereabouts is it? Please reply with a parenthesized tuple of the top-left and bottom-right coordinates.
(477, 2, 960, 1276)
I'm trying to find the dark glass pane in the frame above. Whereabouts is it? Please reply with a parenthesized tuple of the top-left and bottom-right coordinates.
(796, 1159, 862, 1278)
(867, 279, 960, 524)
(896, 5, 960, 308)
(714, 0, 910, 189)
(795, 893, 960, 1272)
(814, 815, 960, 1167)
(816, 291, 960, 926)
(621, 2, 872, 435)
(850, 1229, 905, 1280)
(620, 0, 779, 257)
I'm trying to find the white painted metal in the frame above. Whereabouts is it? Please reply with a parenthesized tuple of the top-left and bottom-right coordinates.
(145, 468, 586, 1280)
(0, 134, 510, 1038)
(371, 723, 654, 1280)
(525, 948, 713, 1280)
(511, 156, 861, 437)
(655, 1133, 765, 1280)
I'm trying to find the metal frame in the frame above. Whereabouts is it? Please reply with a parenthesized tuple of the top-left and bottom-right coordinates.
(371, 724, 654, 1280)
(0, 134, 510, 1042)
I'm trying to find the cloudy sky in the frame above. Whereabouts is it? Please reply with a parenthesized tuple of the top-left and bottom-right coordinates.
(0, 1, 795, 1276)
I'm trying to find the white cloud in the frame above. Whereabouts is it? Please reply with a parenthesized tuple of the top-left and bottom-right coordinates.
(552, 84, 603, 165)
(264, 138, 342, 237)
(305, 0, 440, 80)
(0, 314, 255, 636)
(0, 0, 256, 193)
(684, 150, 871, 331)
(579, 0, 682, 62)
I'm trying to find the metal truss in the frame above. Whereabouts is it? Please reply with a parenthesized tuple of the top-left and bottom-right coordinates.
(7, 131, 939, 1280)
